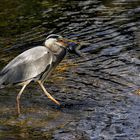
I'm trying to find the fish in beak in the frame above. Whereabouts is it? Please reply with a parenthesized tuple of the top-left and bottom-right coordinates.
(63, 39, 83, 57)
(67, 42, 82, 57)
(56, 38, 88, 57)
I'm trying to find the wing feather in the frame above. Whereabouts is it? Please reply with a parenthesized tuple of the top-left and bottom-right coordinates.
(0, 46, 53, 85)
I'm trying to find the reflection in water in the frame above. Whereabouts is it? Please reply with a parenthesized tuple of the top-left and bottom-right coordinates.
(0, 0, 140, 139)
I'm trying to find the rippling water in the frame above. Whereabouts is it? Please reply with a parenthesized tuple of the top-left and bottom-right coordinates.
(0, 0, 140, 139)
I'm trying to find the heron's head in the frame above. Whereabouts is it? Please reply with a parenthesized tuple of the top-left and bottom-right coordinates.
(45, 34, 82, 56)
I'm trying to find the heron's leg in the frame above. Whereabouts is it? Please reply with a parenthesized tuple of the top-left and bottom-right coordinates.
(37, 81, 60, 105)
(16, 84, 27, 114)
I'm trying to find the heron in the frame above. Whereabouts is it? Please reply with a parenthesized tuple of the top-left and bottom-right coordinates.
(0, 34, 82, 114)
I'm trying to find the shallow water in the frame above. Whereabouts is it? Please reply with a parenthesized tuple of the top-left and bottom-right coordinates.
(0, 0, 140, 139)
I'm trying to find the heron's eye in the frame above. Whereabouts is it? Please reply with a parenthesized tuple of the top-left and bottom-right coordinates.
(56, 39, 68, 47)
(57, 39, 64, 43)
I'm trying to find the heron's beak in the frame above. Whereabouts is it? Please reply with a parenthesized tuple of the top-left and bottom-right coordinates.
(56, 39, 68, 47)
(64, 39, 81, 45)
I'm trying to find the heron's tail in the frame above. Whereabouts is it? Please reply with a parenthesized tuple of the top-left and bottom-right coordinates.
(0, 74, 6, 89)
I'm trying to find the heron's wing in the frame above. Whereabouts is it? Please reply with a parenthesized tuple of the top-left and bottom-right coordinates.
(0, 46, 53, 85)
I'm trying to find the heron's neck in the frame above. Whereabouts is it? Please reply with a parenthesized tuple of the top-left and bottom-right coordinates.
(54, 46, 66, 58)
(53, 46, 67, 65)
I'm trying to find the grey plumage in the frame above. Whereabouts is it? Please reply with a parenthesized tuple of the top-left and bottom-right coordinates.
(0, 45, 66, 86)
(0, 46, 53, 86)
(0, 34, 80, 114)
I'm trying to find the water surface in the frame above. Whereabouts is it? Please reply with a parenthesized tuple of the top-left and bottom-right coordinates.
(0, 0, 140, 139)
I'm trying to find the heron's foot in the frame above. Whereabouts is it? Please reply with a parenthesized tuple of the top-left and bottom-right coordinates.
(48, 96, 60, 106)
(59, 103, 74, 109)
(59, 103, 65, 108)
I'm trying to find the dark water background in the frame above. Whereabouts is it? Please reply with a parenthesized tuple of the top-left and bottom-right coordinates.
(0, 0, 140, 139)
